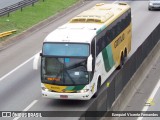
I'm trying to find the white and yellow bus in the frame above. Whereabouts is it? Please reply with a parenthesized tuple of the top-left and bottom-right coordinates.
(33, 3, 132, 100)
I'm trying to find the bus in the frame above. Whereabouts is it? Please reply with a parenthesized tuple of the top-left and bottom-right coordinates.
(33, 2, 132, 100)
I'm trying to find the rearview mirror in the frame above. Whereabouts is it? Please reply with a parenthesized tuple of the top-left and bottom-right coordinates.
(33, 53, 40, 70)
(87, 54, 92, 72)
(40, 53, 43, 57)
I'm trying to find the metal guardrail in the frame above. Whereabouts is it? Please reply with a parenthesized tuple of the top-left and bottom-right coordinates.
(0, 0, 38, 17)
(0, 30, 17, 38)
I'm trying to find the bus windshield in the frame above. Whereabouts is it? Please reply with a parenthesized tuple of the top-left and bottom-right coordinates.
(41, 57, 89, 85)
(42, 43, 89, 57)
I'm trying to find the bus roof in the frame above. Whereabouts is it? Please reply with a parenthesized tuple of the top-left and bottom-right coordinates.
(44, 3, 130, 43)
(44, 23, 99, 43)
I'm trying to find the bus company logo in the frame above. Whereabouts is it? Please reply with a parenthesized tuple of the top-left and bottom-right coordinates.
(114, 33, 125, 48)
(51, 86, 60, 90)
(62, 89, 66, 92)
(2, 112, 11, 117)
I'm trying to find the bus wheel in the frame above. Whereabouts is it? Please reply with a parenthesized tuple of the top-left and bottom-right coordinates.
(124, 48, 127, 58)
(92, 79, 101, 98)
(117, 53, 124, 69)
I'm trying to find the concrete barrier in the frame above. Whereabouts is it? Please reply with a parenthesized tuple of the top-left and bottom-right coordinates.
(104, 41, 160, 120)
(80, 23, 160, 120)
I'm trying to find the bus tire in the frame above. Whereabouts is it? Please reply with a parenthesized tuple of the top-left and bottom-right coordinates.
(124, 48, 127, 58)
(117, 53, 124, 69)
(148, 7, 151, 11)
(92, 79, 101, 98)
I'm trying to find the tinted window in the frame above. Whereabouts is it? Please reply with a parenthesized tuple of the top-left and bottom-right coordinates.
(43, 43, 89, 57)
(96, 9, 131, 56)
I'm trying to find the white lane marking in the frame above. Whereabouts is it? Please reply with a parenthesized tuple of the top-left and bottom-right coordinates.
(23, 100, 38, 111)
(137, 78, 160, 120)
(0, 53, 39, 82)
(13, 100, 38, 120)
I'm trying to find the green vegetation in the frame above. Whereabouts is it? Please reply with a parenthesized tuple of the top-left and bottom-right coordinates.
(0, 0, 78, 41)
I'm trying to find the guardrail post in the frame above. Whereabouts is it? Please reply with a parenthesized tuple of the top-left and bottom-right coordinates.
(32, 3, 34, 6)
(7, 12, 10, 17)
(21, 7, 23, 12)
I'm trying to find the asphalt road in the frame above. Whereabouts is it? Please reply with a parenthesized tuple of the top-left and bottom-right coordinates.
(117, 53, 160, 120)
(138, 56, 160, 120)
(0, 1, 160, 120)
(0, 0, 22, 9)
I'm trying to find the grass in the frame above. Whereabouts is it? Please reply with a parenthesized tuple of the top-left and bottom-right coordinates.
(0, 0, 78, 41)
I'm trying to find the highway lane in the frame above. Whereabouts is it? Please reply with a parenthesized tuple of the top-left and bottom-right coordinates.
(129, 1, 160, 55)
(137, 57, 160, 120)
(141, 81, 160, 120)
(0, 1, 160, 120)
(0, 0, 22, 9)
(0, 60, 41, 111)
(118, 53, 160, 120)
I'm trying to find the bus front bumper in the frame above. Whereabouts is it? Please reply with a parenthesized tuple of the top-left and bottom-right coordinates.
(42, 90, 92, 100)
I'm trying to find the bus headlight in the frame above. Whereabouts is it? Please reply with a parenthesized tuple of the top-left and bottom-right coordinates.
(149, 3, 153, 6)
(77, 89, 89, 93)
(42, 87, 51, 92)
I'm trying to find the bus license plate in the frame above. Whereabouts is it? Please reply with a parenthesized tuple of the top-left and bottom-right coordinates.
(60, 95, 68, 99)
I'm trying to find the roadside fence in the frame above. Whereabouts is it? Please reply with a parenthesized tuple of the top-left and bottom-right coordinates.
(0, 0, 38, 17)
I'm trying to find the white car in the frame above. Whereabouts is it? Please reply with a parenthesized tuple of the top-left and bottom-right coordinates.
(148, 0, 160, 10)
